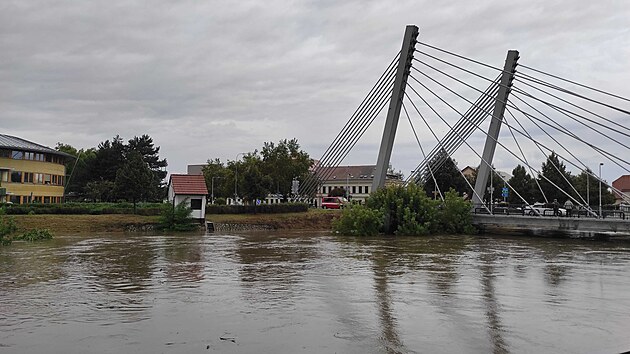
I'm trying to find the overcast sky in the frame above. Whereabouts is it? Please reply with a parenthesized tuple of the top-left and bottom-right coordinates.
(2, 0, 629, 183)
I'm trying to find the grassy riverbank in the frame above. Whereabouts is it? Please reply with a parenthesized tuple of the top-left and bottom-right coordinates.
(10, 209, 338, 233)
(11, 214, 161, 233)
(206, 208, 338, 230)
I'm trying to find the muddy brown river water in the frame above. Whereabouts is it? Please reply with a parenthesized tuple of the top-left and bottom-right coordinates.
(1, 231, 630, 353)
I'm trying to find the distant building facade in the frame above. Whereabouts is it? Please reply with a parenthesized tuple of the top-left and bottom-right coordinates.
(0, 134, 73, 204)
(313, 165, 403, 207)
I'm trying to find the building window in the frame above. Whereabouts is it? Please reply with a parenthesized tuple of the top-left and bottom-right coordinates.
(365, 186, 369, 194)
(43, 196, 50, 203)
(11, 171, 22, 183)
(44, 174, 51, 185)
(190, 198, 202, 210)
(11, 151, 23, 160)
(0, 149, 10, 158)
(358, 186, 363, 194)
(24, 172, 34, 183)
(10, 195, 21, 204)
(352, 186, 356, 194)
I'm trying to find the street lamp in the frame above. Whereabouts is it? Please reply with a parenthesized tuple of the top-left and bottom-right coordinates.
(599, 163, 604, 219)
(234, 152, 246, 205)
(211, 176, 223, 204)
(586, 171, 590, 209)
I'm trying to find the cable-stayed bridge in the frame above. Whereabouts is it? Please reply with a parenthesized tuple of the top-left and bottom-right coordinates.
(299, 25, 630, 236)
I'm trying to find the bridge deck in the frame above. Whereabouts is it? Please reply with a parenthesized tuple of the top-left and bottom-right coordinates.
(472, 214, 630, 238)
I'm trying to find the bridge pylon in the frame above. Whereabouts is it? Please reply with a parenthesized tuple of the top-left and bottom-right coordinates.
(472, 50, 519, 207)
(372, 25, 419, 190)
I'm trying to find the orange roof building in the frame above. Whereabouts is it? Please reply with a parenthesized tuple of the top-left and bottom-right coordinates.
(167, 174, 208, 220)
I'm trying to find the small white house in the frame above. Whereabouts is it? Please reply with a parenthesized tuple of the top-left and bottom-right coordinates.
(167, 174, 208, 221)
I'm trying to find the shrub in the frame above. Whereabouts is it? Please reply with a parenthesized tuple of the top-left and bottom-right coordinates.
(206, 203, 309, 215)
(332, 204, 383, 236)
(16, 229, 53, 242)
(158, 203, 198, 231)
(0, 211, 17, 246)
(333, 185, 475, 236)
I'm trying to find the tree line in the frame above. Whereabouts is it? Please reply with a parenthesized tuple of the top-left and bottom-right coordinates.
(202, 138, 312, 203)
(56, 134, 167, 207)
(422, 151, 615, 206)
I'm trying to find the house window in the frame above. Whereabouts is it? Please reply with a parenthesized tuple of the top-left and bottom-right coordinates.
(11, 171, 22, 183)
(190, 198, 202, 210)
(11, 151, 23, 160)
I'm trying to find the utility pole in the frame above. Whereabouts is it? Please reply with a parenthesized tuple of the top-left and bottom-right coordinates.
(599, 163, 603, 218)
(472, 50, 519, 207)
(372, 25, 419, 191)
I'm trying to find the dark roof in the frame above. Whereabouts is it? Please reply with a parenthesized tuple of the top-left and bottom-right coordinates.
(169, 174, 208, 195)
(313, 165, 401, 182)
(0, 134, 74, 159)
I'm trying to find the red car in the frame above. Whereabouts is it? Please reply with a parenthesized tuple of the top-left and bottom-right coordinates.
(321, 196, 347, 209)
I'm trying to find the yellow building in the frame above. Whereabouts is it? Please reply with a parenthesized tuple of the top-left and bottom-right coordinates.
(0, 134, 73, 204)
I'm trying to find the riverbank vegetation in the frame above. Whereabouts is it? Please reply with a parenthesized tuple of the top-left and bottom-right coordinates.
(1, 202, 163, 215)
(333, 185, 475, 236)
(157, 203, 198, 231)
(1, 209, 54, 245)
(206, 203, 309, 214)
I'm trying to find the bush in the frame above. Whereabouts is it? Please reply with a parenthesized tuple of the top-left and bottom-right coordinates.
(333, 185, 475, 236)
(332, 204, 383, 236)
(158, 203, 198, 231)
(206, 203, 309, 214)
(0, 210, 17, 246)
(16, 229, 53, 242)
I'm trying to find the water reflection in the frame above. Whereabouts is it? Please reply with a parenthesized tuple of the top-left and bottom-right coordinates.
(479, 252, 509, 354)
(163, 234, 204, 284)
(2, 232, 630, 353)
(74, 237, 156, 294)
(371, 249, 404, 354)
(234, 233, 318, 305)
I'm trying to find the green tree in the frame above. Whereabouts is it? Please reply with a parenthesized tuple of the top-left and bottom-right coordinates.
(572, 169, 616, 207)
(114, 151, 153, 212)
(260, 138, 312, 199)
(126, 135, 168, 201)
(202, 158, 232, 201)
(55, 143, 97, 195)
(423, 150, 469, 199)
(536, 152, 573, 203)
(83, 180, 116, 202)
(240, 157, 272, 202)
(507, 165, 536, 204)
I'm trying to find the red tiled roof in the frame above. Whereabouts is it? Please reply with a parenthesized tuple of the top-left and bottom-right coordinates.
(169, 174, 208, 195)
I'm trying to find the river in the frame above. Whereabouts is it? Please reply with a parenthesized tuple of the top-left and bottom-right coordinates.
(1, 231, 629, 353)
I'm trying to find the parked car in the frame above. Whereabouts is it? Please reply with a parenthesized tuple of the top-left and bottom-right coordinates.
(522, 202, 566, 216)
(321, 196, 347, 209)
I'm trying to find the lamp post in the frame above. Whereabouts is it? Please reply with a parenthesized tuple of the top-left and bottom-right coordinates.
(234, 153, 245, 205)
(597, 162, 604, 218)
(211, 176, 222, 204)
(586, 172, 590, 209)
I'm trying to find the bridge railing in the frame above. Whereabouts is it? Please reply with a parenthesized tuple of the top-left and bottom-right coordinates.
(473, 204, 525, 216)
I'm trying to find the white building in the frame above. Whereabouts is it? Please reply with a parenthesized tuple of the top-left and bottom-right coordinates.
(313, 165, 403, 207)
(167, 174, 208, 221)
